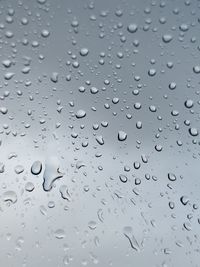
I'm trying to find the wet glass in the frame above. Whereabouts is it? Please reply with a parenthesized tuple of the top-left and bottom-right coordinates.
(0, 0, 200, 266)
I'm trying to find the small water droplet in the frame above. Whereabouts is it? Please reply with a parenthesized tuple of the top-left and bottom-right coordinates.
(76, 109, 86, 119)
(127, 23, 138, 33)
(118, 131, 127, 141)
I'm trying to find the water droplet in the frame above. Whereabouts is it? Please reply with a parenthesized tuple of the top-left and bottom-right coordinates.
(14, 165, 24, 174)
(189, 127, 198, 136)
(90, 87, 99, 94)
(193, 66, 200, 74)
(119, 174, 128, 183)
(0, 162, 5, 173)
(3, 191, 17, 204)
(31, 161, 42, 175)
(168, 173, 176, 181)
(148, 69, 156, 77)
(118, 131, 127, 141)
(43, 157, 64, 192)
(41, 29, 50, 38)
(169, 82, 176, 90)
(180, 196, 189, 206)
(50, 72, 58, 83)
(179, 23, 189, 32)
(25, 182, 35, 192)
(162, 34, 173, 43)
(88, 221, 97, 230)
(76, 109, 86, 119)
(96, 135, 104, 145)
(123, 226, 140, 252)
(76, 161, 85, 169)
(59, 185, 71, 201)
(0, 107, 8, 114)
(54, 229, 65, 239)
(80, 48, 89, 56)
(127, 23, 138, 33)
(184, 99, 193, 108)
(155, 144, 163, 152)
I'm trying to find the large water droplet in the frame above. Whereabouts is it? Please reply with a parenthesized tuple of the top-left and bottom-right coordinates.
(43, 157, 64, 192)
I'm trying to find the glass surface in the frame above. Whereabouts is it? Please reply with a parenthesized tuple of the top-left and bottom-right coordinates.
(0, 0, 200, 266)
